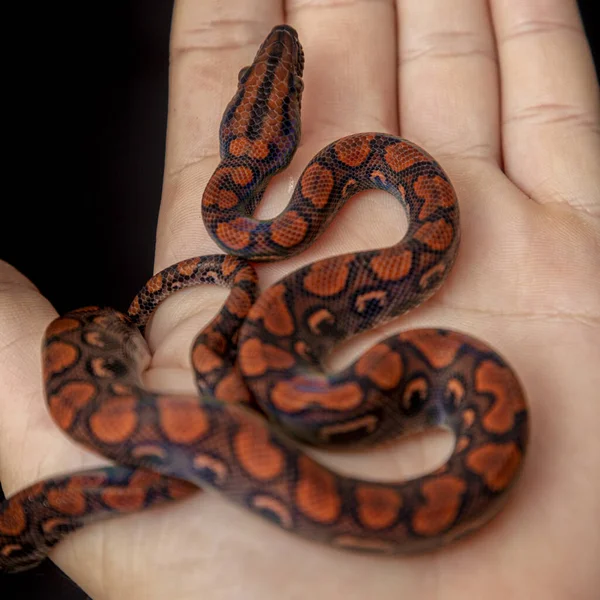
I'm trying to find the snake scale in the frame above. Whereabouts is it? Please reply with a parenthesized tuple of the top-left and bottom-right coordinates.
(0, 25, 529, 573)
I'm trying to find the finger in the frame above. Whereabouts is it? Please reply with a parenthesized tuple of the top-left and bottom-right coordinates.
(156, 0, 284, 270)
(0, 261, 109, 493)
(287, 0, 398, 143)
(491, 0, 600, 214)
(398, 0, 500, 166)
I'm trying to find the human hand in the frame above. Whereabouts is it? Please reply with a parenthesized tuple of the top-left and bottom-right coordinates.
(1, 0, 599, 598)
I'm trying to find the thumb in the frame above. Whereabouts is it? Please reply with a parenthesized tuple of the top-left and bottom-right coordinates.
(0, 260, 109, 497)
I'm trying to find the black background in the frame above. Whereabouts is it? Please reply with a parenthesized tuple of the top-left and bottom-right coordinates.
(1, 2, 598, 598)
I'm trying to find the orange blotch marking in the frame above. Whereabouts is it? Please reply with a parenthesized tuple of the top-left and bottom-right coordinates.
(476, 361, 527, 434)
(234, 265, 257, 283)
(250, 284, 295, 336)
(46, 317, 80, 337)
(294, 340, 311, 360)
(303, 257, 352, 297)
(262, 344, 295, 370)
(216, 189, 240, 210)
(295, 455, 341, 523)
(41, 518, 73, 534)
(231, 165, 254, 185)
(216, 219, 253, 251)
(271, 376, 363, 413)
(1, 544, 22, 557)
(251, 495, 293, 528)
(413, 219, 454, 251)
(128, 298, 141, 317)
(234, 421, 285, 481)
(238, 338, 267, 377)
(447, 378, 466, 406)
(102, 487, 146, 511)
(307, 308, 335, 335)
(456, 436, 470, 453)
(92, 315, 119, 329)
(412, 475, 467, 536)
(49, 381, 96, 430)
(385, 142, 425, 172)
(222, 255, 240, 276)
(132, 444, 167, 460)
(193, 454, 229, 485)
(370, 250, 412, 281)
(112, 383, 134, 395)
(228, 137, 269, 160)
(43, 340, 79, 380)
(70, 306, 100, 313)
(46, 474, 104, 516)
(355, 486, 402, 530)
(192, 343, 224, 374)
(0, 500, 26, 536)
(47, 488, 87, 516)
(102, 471, 161, 511)
(402, 377, 429, 410)
(415, 175, 456, 220)
(203, 329, 227, 354)
(334, 135, 374, 167)
(251, 140, 269, 160)
(215, 371, 252, 404)
(462, 408, 476, 428)
(90, 357, 118, 378)
(202, 269, 219, 281)
(146, 273, 163, 293)
(202, 177, 222, 207)
(355, 290, 387, 313)
(268, 78, 289, 114)
(157, 396, 209, 444)
(226, 287, 254, 318)
(89, 395, 139, 444)
(355, 344, 403, 390)
(418, 251, 438, 269)
(177, 257, 200, 277)
(300, 162, 334, 208)
(400, 330, 463, 369)
(342, 177, 358, 198)
(466, 442, 522, 491)
(270, 211, 308, 248)
(370, 170, 387, 184)
(229, 137, 250, 157)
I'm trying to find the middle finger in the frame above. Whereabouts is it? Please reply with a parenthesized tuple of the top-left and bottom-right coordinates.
(398, 0, 500, 166)
(288, 0, 398, 144)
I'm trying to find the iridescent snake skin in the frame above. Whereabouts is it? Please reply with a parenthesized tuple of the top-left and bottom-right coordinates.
(0, 25, 529, 573)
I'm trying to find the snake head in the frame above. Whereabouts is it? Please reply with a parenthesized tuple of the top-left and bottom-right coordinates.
(243, 24, 304, 82)
(220, 25, 305, 164)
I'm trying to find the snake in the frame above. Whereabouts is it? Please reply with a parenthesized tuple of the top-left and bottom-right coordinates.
(0, 25, 529, 573)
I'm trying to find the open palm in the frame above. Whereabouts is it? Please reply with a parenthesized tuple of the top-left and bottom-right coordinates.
(1, 1, 599, 598)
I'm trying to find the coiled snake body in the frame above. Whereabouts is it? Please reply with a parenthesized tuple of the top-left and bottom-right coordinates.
(0, 25, 529, 573)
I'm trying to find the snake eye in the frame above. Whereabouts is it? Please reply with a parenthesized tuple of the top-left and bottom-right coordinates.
(238, 66, 251, 82)
(445, 378, 466, 407)
(402, 377, 429, 414)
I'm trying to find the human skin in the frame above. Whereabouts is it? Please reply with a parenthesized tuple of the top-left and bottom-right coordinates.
(1, 0, 599, 598)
